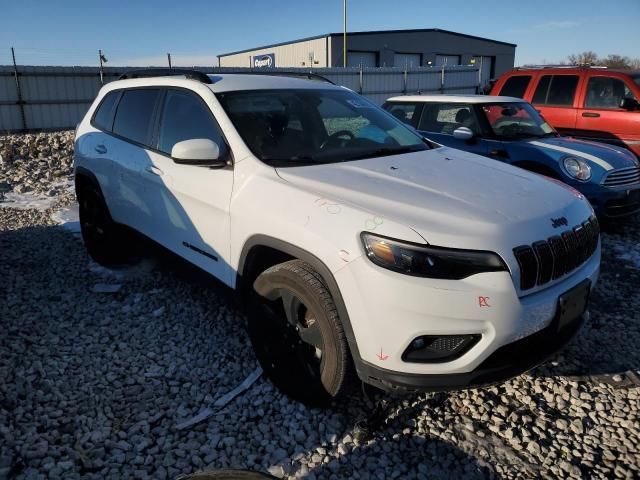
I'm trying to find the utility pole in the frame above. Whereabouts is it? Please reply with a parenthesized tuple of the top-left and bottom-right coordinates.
(98, 49, 106, 85)
(167, 53, 172, 68)
(11, 47, 27, 131)
(343, 0, 347, 67)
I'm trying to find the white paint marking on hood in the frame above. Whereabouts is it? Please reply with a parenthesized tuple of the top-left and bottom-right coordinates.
(529, 140, 614, 171)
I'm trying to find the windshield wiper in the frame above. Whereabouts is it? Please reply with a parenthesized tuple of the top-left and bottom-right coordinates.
(342, 146, 425, 162)
(261, 156, 319, 166)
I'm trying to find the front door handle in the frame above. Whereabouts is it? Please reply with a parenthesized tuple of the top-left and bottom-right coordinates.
(95, 144, 107, 154)
(145, 165, 164, 176)
(582, 112, 600, 118)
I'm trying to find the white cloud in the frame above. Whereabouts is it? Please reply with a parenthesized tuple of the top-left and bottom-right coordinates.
(536, 20, 580, 30)
(507, 19, 582, 34)
(109, 54, 218, 67)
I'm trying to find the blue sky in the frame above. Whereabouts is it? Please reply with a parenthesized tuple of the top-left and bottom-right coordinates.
(1, 0, 639, 67)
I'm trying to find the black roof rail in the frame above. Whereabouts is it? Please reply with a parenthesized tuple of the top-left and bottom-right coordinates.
(118, 68, 212, 84)
(217, 70, 335, 84)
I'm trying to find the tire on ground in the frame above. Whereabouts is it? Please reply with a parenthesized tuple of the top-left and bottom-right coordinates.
(248, 259, 352, 405)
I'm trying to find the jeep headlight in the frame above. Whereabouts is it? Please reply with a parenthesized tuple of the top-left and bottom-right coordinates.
(563, 156, 591, 181)
(361, 233, 507, 279)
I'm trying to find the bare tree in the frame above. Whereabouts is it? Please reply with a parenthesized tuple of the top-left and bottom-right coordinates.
(567, 51, 599, 65)
(566, 52, 640, 69)
(601, 54, 631, 69)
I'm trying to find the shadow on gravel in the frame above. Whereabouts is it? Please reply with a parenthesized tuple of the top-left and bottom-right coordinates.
(530, 220, 640, 385)
(2, 218, 639, 479)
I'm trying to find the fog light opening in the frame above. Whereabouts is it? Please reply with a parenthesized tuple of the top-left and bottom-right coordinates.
(402, 334, 481, 363)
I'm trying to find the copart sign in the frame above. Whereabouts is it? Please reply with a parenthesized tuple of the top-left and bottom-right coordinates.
(252, 53, 275, 68)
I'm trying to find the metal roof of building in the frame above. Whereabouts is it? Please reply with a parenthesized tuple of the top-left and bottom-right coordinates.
(217, 28, 517, 58)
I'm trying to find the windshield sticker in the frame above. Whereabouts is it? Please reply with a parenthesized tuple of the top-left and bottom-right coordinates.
(541, 123, 554, 133)
(346, 99, 373, 109)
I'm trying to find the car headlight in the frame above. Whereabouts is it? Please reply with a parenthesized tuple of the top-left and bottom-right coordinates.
(361, 233, 507, 279)
(562, 156, 591, 181)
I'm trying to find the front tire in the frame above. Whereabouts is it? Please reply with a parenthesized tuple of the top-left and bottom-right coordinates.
(247, 260, 351, 405)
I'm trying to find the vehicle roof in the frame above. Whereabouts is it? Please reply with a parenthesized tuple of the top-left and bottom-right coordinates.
(105, 73, 343, 93)
(508, 67, 640, 76)
(386, 94, 523, 104)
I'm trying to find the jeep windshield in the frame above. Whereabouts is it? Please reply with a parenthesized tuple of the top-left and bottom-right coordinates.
(217, 89, 429, 166)
(481, 102, 558, 140)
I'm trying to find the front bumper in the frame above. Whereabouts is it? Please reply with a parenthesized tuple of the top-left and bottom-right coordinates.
(583, 185, 640, 219)
(358, 306, 586, 393)
(335, 245, 599, 392)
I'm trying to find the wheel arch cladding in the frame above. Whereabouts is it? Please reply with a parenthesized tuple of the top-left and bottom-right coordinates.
(74, 166, 102, 194)
(237, 234, 364, 369)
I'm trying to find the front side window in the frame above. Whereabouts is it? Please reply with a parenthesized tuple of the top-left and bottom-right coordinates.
(217, 89, 428, 166)
(92, 91, 119, 132)
(418, 103, 480, 134)
(499, 75, 531, 99)
(112, 89, 161, 146)
(481, 102, 556, 140)
(532, 75, 579, 106)
(384, 103, 419, 126)
(158, 90, 226, 155)
(585, 76, 637, 109)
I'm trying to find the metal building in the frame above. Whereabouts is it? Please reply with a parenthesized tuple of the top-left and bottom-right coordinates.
(217, 28, 516, 84)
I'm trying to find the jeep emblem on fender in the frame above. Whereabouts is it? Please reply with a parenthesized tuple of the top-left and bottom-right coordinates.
(551, 216, 568, 228)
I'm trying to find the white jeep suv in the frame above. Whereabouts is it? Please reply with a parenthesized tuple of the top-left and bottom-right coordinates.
(74, 69, 600, 404)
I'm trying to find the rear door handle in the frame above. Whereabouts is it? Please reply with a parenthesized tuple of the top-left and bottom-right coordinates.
(145, 165, 164, 176)
(582, 112, 600, 118)
(95, 144, 107, 154)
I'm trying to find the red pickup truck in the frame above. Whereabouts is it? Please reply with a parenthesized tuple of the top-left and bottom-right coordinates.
(491, 66, 640, 158)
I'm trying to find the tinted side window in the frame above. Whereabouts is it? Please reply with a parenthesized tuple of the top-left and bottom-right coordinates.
(385, 103, 418, 126)
(92, 91, 119, 132)
(157, 90, 226, 155)
(585, 76, 637, 108)
(418, 103, 479, 134)
(499, 76, 531, 98)
(532, 76, 551, 104)
(113, 89, 161, 146)
(532, 75, 579, 106)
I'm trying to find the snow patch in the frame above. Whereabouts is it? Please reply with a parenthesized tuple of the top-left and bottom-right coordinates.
(609, 236, 640, 269)
(0, 191, 58, 210)
(52, 203, 80, 234)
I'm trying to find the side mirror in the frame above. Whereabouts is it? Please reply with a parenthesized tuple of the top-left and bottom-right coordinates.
(453, 126, 474, 141)
(620, 97, 639, 111)
(171, 139, 226, 167)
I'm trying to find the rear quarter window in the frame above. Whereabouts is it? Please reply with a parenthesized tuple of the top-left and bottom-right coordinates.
(92, 91, 120, 132)
(112, 89, 161, 146)
(499, 75, 531, 98)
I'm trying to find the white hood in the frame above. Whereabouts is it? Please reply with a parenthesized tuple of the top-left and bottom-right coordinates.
(276, 146, 594, 251)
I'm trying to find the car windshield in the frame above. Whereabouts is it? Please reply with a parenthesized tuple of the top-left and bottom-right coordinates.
(632, 73, 640, 88)
(481, 102, 557, 140)
(217, 89, 429, 166)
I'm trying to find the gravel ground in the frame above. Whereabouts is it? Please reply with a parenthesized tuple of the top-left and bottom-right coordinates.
(1, 133, 639, 479)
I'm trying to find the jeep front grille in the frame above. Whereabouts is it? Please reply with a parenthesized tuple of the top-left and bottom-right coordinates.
(602, 166, 640, 187)
(513, 216, 599, 291)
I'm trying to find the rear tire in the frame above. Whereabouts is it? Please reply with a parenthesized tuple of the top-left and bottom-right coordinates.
(77, 184, 135, 266)
(247, 260, 351, 405)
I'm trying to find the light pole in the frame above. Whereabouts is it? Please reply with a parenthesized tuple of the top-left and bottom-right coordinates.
(343, 0, 347, 67)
